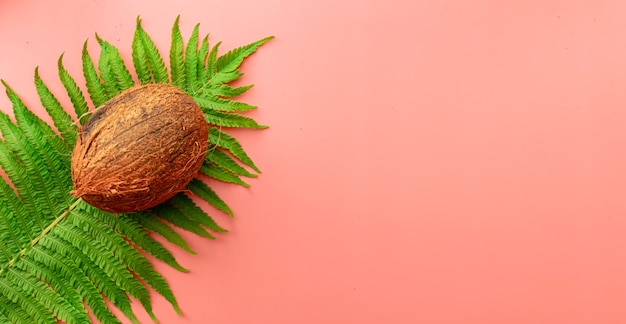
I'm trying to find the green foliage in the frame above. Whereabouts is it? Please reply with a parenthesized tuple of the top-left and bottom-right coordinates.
(96, 35, 135, 94)
(34, 68, 77, 147)
(185, 24, 201, 92)
(57, 56, 90, 125)
(0, 17, 271, 323)
(206, 148, 258, 178)
(188, 179, 234, 217)
(200, 162, 251, 187)
(198, 36, 210, 82)
(169, 16, 186, 89)
(204, 110, 268, 129)
(81, 42, 108, 108)
(209, 127, 261, 172)
(132, 17, 169, 84)
(130, 212, 197, 254)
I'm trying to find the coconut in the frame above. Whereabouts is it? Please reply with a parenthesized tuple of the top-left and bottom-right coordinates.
(70, 83, 208, 213)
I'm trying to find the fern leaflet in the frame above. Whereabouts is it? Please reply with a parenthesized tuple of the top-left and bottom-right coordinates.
(207, 148, 258, 178)
(185, 24, 201, 92)
(169, 16, 186, 89)
(209, 127, 262, 172)
(58, 55, 90, 123)
(34, 68, 77, 147)
(81, 42, 108, 107)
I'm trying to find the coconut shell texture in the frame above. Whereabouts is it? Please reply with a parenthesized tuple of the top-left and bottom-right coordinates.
(71, 84, 208, 213)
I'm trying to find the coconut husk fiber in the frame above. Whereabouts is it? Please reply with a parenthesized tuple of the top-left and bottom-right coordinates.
(71, 83, 208, 213)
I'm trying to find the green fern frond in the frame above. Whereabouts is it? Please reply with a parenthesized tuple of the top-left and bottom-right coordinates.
(207, 148, 258, 178)
(153, 204, 215, 239)
(35, 68, 78, 146)
(200, 162, 251, 187)
(134, 17, 169, 84)
(209, 127, 261, 172)
(0, 295, 36, 323)
(130, 212, 197, 254)
(193, 94, 257, 112)
(131, 27, 152, 85)
(188, 179, 235, 217)
(207, 41, 221, 76)
(203, 84, 255, 98)
(198, 36, 210, 82)
(56, 221, 158, 321)
(170, 193, 228, 233)
(0, 201, 25, 262)
(0, 275, 57, 324)
(81, 42, 109, 107)
(0, 183, 33, 248)
(0, 16, 271, 323)
(0, 108, 60, 224)
(70, 206, 181, 315)
(204, 110, 267, 129)
(0, 136, 47, 235)
(28, 246, 123, 324)
(96, 35, 135, 93)
(6, 268, 90, 324)
(5, 84, 72, 194)
(40, 232, 141, 324)
(209, 70, 243, 86)
(169, 16, 186, 89)
(185, 24, 201, 93)
(216, 36, 274, 73)
(89, 206, 189, 272)
(14, 259, 88, 322)
(95, 37, 122, 97)
(57, 55, 91, 125)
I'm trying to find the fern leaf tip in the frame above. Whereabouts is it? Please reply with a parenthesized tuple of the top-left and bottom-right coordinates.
(57, 54, 66, 68)
(135, 16, 145, 30)
(147, 310, 158, 323)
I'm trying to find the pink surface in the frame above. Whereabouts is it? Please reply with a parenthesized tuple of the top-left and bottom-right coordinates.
(2, 0, 626, 323)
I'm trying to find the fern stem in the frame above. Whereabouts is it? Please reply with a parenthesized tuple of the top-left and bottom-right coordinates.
(1, 198, 82, 274)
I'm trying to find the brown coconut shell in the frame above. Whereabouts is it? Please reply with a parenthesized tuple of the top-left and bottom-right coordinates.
(71, 83, 208, 213)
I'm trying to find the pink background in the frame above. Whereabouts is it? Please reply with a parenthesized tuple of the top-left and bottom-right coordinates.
(2, 0, 626, 323)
